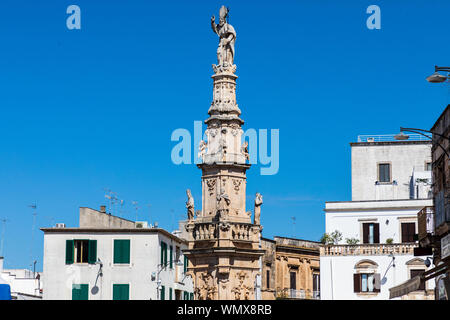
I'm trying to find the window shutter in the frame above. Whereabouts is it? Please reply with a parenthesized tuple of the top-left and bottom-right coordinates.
(184, 255, 188, 273)
(169, 288, 173, 300)
(373, 273, 381, 292)
(190, 293, 194, 300)
(122, 240, 130, 264)
(72, 284, 88, 300)
(114, 240, 130, 264)
(362, 224, 369, 244)
(66, 240, 74, 264)
(170, 245, 173, 268)
(353, 274, 361, 293)
(160, 285, 165, 300)
(113, 284, 129, 300)
(88, 240, 97, 264)
(161, 242, 165, 266)
(373, 223, 380, 244)
(184, 291, 188, 300)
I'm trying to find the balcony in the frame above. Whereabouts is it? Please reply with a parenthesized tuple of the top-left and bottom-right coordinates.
(276, 289, 320, 300)
(320, 243, 417, 256)
(418, 206, 435, 241)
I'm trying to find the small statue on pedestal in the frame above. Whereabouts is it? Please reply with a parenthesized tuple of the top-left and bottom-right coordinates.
(254, 193, 263, 225)
(186, 189, 195, 221)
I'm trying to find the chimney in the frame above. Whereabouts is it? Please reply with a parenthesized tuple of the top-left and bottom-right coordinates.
(100, 205, 106, 213)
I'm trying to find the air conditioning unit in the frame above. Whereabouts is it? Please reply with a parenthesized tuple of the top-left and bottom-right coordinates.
(135, 221, 148, 229)
(55, 223, 66, 228)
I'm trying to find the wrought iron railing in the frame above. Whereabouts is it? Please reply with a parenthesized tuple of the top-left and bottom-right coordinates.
(357, 134, 430, 143)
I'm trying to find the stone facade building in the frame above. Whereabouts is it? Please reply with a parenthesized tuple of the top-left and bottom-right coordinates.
(182, 6, 265, 300)
(261, 237, 320, 300)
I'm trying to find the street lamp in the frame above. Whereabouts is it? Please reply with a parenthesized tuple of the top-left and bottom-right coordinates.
(426, 66, 450, 83)
(396, 127, 449, 158)
(155, 259, 185, 300)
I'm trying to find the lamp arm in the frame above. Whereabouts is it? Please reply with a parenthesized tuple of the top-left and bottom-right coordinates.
(400, 127, 450, 158)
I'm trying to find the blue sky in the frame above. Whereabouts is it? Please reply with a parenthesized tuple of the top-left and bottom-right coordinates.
(0, 0, 449, 271)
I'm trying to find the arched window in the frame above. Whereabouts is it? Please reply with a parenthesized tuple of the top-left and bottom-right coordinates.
(353, 260, 380, 294)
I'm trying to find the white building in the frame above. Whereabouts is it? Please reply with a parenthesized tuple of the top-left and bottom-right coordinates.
(0, 257, 42, 300)
(320, 134, 435, 300)
(41, 206, 193, 300)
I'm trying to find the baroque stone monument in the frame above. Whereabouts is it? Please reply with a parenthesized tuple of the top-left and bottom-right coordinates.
(183, 6, 265, 300)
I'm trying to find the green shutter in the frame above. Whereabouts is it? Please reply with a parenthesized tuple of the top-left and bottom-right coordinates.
(160, 285, 165, 300)
(66, 240, 74, 264)
(169, 245, 173, 268)
(183, 291, 188, 300)
(169, 288, 173, 300)
(190, 293, 194, 300)
(114, 240, 130, 264)
(113, 284, 129, 300)
(72, 284, 88, 300)
(160, 241, 165, 266)
(88, 240, 97, 264)
(184, 255, 188, 273)
(164, 243, 167, 265)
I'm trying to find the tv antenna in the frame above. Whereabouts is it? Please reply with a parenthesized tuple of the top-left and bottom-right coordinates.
(147, 203, 152, 226)
(0, 218, 10, 257)
(104, 188, 119, 215)
(291, 216, 296, 238)
(29, 203, 37, 270)
(132, 201, 139, 222)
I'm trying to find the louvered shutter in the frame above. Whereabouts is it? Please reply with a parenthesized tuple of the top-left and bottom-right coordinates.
(353, 274, 361, 293)
(88, 240, 97, 264)
(65, 240, 74, 264)
(373, 223, 380, 244)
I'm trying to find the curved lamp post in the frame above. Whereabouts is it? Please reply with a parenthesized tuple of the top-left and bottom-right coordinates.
(396, 127, 449, 158)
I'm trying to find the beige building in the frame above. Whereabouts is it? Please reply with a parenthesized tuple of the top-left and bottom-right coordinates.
(261, 237, 320, 300)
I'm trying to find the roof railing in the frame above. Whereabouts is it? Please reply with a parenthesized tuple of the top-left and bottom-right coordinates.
(357, 134, 431, 143)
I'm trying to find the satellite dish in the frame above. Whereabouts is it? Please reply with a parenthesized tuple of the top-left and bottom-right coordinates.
(381, 277, 387, 285)
(91, 286, 99, 295)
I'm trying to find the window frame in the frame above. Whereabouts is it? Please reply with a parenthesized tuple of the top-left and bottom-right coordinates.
(377, 162, 392, 183)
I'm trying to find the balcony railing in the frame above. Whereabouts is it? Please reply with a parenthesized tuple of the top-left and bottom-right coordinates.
(276, 289, 320, 300)
(357, 134, 430, 143)
(418, 206, 435, 240)
(320, 243, 417, 256)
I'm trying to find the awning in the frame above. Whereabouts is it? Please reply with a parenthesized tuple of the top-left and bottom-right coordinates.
(389, 276, 422, 299)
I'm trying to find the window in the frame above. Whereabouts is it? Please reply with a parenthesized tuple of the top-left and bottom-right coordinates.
(72, 284, 89, 300)
(362, 223, 380, 244)
(113, 284, 129, 300)
(290, 272, 296, 290)
(378, 163, 391, 182)
(113, 239, 130, 264)
(160, 285, 165, 300)
(410, 270, 425, 290)
(401, 222, 416, 243)
(425, 162, 432, 171)
(353, 273, 380, 293)
(313, 273, 320, 293)
(65, 239, 97, 264)
(160, 241, 167, 267)
(184, 255, 188, 273)
(169, 245, 173, 269)
(266, 270, 270, 289)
